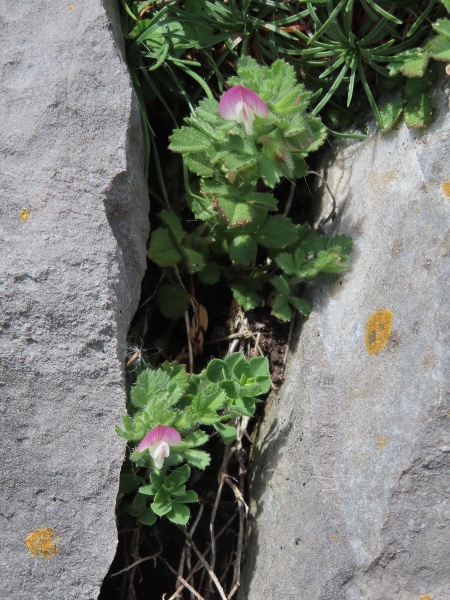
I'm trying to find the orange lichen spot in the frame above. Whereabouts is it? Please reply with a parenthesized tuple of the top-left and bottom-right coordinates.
(442, 181, 450, 197)
(25, 528, 60, 559)
(365, 309, 393, 355)
(419, 595, 432, 600)
(377, 436, 387, 449)
(67, 5, 74, 9)
(19, 208, 29, 222)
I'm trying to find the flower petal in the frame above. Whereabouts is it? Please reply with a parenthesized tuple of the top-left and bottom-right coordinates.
(150, 441, 170, 469)
(137, 425, 181, 453)
(158, 425, 181, 446)
(219, 86, 245, 120)
(219, 85, 268, 129)
(240, 86, 268, 118)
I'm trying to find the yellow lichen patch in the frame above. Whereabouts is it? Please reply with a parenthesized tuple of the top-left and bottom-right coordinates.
(442, 181, 450, 197)
(67, 5, 74, 9)
(25, 528, 60, 559)
(330, 535, 341, 542)
(419, 595, 432, 600)
(365, 309, 393, 355)
(19, 208, 29, 222)
(377, 436, 387, 449)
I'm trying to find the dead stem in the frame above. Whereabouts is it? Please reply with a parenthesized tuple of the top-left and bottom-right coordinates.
(167, 513, 238, 600)
(184, 309, 194, 374)
(225, 480, 247, 599)
(283, 180, 297, 216)
(160, 555, 206, 600)
(110, 550, 161, 577)
(186, 504, 204, 598)
(307, 170, 337, 227)
(124, 526, 140, 600)
(177, 527, 228, 600)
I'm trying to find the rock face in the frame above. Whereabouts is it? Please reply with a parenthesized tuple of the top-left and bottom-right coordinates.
(241, 78, 449, 599)
(0, 2, 148, 599)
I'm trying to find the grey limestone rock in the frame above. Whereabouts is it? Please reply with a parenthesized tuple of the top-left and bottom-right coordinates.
(241, 77, 449, 599)
(0, 1, 149, 598)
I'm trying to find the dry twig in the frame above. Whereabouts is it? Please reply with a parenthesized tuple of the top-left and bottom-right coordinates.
(177, 527, 228, 600)
(167, 513, 238, 600)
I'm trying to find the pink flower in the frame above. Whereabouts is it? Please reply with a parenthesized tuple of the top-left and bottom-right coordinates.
(219, 85, 268, 135)
(137, 425, 181, 469)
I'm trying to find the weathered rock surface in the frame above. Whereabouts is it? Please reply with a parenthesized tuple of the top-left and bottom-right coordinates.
(0, 1, 148, 598)
(241, 78, 449, 599)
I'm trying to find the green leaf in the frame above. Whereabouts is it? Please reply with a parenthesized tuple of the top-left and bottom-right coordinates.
(233, 396, 256, 417)
(127, 492, 148, 517)
(119, 473, 143, 494)
(189, 388, 227, 425)
(198, 261, 221, 284)
(138, 484, 156, 496)
(137, 508, 157, 526)
(290, 297, 312, 317)
(214, 196, 255, 226)
(173, 489, 198, 504)
(399, 50, 431, 78)
(164, 464, 190, 489)
(270, 274, 291, 297)
(258, 155, 281, 188)
(182, 449, 211, 470)
(257, 215, 298, 249)
(158, 209, 183, 243)
(224, 353, 245, 371)
(156, 283, 190, 319)
(220, 380, 239, 400)
(245, 192, 278, 211)
(183, 248, 206, 273)
(170, 126, 213, 153)
(275, 248, 306, 275)
(273, 86, 310, 116)
(166, 503, 190, 525)
(330, 234, 353, 254)
(150, 471, 165, 490)
(130, 362, 188, 411)
(195, 98, 222, 125)
(432, 18, 450, 39)
(228, 235, 257, 266)
(148, 227, 182, 267)
(231, 281, 262, 311)
(430, 33, 450, 61)
(232, 355, 252, 381)
(315, 250, 349, 274)
(248, 357, 271, 393)
(205, 359, 229, 382)
(386, 49, 422, 76)
(116, 414, 133, 439)
(271, 294, 292, 322)
(214, 422, 237, 443)
(151, 489, 173, 517)
(404, 70, 434, 97)
(404, 92, 433, 128)
(184, 153, 215, 177)
(178, 430, 210, 448)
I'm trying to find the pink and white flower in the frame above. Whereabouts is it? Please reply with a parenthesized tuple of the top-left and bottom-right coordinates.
(219, 85, 268, 135)
(137, 425, 181, 469)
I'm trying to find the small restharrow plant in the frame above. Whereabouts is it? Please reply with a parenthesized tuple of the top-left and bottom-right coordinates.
(117, 353, 271, 525)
